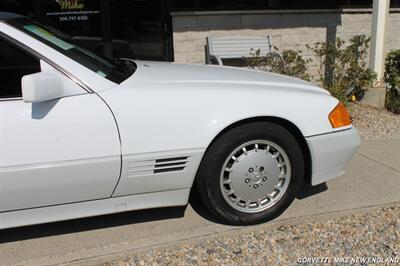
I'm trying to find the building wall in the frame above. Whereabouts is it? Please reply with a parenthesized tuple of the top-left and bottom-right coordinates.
(172, 9, 400, 72)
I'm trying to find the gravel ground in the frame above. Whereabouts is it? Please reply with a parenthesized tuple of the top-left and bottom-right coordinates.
(105, 206, 400, 266)
(349, 103, 400, 140)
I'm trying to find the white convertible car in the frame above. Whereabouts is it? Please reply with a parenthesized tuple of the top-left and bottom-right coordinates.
(0, 13, 360, 229)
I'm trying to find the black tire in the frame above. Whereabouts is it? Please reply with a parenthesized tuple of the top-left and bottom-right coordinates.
(195, 122, 304, 225)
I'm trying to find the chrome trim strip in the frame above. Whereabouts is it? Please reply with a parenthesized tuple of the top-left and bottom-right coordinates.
(0, 97, 22, 102)
(41, 58, 94, 93)
(0, 155, 120, 171)
(305, 127, 353, 139)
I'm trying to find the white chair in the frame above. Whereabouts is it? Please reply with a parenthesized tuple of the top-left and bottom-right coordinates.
(206, 36, 273, 65)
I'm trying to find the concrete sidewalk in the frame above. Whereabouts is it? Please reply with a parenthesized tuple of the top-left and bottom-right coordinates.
(0, 139, 399, 266)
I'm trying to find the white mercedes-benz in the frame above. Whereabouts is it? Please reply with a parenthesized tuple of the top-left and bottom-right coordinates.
(0, 12, 360, 229)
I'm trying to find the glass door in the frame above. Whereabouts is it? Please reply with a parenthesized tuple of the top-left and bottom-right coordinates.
(110, 0, 172, 61)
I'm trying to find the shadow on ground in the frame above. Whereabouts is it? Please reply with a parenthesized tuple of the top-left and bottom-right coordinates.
(297, 183, 328, 200)
(189, 182, 329, 223)
(0, 183, 327, 244)
(0, 206, 186, 244)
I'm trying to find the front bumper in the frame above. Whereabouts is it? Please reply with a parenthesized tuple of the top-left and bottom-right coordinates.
(306, 127, 361, 186)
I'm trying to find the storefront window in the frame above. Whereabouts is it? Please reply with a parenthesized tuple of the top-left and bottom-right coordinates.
(0, 0, 34, 17)
(37, 0, 101, 37)
(36, 0, 103, 54)
(110, 0, 171, 61)
(0, 0, 173, 61)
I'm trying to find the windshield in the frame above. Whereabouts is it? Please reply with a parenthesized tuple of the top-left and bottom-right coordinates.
(6, 18, 135, 84)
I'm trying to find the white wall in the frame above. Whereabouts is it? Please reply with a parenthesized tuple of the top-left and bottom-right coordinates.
(172, 8, 400, 71)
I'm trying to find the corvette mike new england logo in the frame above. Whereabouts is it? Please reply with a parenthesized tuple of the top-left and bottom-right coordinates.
(46, 0, 99, 22)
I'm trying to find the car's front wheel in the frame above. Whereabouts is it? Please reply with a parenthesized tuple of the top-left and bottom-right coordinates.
(195, 122, 304, 225)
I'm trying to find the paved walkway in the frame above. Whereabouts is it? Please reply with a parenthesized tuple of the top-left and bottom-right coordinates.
(0, 139, 399, 266)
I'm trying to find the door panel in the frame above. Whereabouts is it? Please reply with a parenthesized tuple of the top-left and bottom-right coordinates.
(0, 28, 121, 213)
(0, 92, 121, 212)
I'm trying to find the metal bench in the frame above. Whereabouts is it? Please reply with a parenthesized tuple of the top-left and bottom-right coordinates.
(206, 36, 273, 65)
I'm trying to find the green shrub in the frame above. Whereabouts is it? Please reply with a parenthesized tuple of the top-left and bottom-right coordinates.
(384, 50, 400, 114)
(307, 35, 376, 105)
(245, 48, 312, 81)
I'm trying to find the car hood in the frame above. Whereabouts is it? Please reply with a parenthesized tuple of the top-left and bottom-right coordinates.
(120, 61, 329, 95)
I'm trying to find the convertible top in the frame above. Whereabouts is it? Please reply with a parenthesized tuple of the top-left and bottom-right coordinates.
(0, 12, 24, 21)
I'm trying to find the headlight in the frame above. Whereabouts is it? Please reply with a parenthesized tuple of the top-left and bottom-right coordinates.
(328, 102, 352, 128)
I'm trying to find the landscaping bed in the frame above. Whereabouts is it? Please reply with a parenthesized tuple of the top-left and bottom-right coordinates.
(349, 103, 400, 140)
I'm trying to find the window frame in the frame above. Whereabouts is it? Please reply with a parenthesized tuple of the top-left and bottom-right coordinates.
(0, 27, 93, 102)
(0, 31, 42, 101)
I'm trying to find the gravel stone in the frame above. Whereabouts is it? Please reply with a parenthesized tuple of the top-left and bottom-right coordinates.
(104, 206, 400, 266)
(349, 103, 400, 140)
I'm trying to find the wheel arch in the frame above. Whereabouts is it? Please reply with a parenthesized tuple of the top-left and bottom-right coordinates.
(198, 116, 312, 186)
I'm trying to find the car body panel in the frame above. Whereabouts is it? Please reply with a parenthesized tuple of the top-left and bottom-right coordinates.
(102, 61, 346, 199)
(0, 89, 121, 212)
(306, 128, 361, 185)
(101, 61, 341, 156)
(113, 149, 204, 197)
(0, 189, 190, 230)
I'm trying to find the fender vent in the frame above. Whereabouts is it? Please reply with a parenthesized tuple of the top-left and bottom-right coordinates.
(127, 156, 189, 177)
(154, 157, 188, 173)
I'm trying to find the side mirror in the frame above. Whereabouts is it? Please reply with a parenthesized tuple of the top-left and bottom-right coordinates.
(22, 71, 64, 103)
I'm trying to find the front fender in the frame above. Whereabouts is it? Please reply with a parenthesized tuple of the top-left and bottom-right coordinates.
(101, 84, 339, 156)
